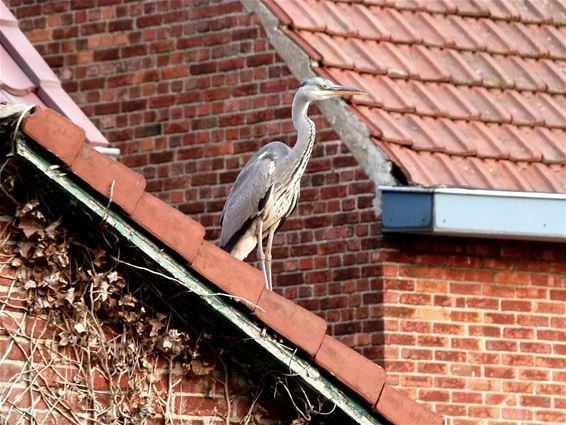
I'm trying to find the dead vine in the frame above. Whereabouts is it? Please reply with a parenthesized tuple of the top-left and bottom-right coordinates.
(0, 199, 216, 424)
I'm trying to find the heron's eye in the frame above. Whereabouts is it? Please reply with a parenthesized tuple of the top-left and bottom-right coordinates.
(317, 83, 326, 90)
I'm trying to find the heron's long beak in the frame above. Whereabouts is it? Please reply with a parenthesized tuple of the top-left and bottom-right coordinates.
(328, 85, 365, 96)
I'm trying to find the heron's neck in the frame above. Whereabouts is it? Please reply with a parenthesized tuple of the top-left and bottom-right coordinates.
(282, 96, 315, 184)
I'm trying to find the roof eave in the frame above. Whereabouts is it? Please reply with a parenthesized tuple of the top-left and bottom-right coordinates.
(380, 186, 566, 242)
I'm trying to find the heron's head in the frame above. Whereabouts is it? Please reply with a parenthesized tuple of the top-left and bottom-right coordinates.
(297, 76, 365, 101)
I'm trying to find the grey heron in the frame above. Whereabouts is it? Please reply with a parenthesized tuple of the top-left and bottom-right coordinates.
(219, 77, 364, 290)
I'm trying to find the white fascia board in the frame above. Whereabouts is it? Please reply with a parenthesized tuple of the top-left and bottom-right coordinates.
(380, 186, 566, 242)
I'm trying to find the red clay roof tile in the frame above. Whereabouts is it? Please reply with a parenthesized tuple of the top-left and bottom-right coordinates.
(264, 0, 565, 192)
(71, 143, 146, 215)
(22, 107, 84, 165)
(255, 289, 327, 356)
(191, 240, 265, 309)
(376, 384, 444, 425)
(315, 334, 385, 405)
(131, 193, 205, 264)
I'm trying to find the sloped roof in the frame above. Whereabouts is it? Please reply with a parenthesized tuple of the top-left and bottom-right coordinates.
(3, 105, 443, 425)
(0, 1, 108, 146)
(261, 0, 566, 194)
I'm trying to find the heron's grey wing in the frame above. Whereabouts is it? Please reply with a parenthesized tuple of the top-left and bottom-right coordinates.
(220, 142, 290, 251)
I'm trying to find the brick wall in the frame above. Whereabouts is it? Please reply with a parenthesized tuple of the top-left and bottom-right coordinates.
(0, 187, 289, 423)
(6, 0, 383, 341)
(7, 1, 566, 424)
(378, 236, 566, 425)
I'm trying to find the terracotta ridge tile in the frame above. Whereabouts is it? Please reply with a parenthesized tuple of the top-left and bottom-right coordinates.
(70, 143, 146, 215)
(255, 289, 327, 356)
(315, 334, 385, 405)
(131, 193, 205, 264)
(375, 383, 444, 425)
(456, 0, 491, 18)
(191, 240, 265, 309)
(22, 107, 84, 166)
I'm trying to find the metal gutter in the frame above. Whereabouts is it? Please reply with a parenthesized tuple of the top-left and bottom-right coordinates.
(380, 186, 566, 242)
(14, 136, 385, 425)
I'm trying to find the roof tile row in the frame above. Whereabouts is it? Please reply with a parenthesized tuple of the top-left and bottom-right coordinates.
(301, 33, 566, 95)
(20, 106, 443, 425)
(284, 1, 566, 59)
(355, 105, 565, 165)
(391, 0, 566, 25)
(265, 0, 566, 192)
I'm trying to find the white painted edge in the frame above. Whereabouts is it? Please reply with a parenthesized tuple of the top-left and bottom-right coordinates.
(380, 186, 566, 242)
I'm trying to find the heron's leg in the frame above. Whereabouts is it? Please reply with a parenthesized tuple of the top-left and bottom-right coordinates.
(265, 226, 276, 291)
(256, 221, 269, 289)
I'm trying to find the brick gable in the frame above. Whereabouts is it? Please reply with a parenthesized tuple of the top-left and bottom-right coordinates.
(6, 1, 566, 424)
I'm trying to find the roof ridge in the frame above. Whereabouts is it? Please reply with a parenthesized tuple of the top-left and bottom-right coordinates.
(20, 105, 444, 425)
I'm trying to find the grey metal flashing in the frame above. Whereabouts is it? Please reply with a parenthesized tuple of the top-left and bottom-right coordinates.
(14, 135, 385, 425)
(241, 0, 397, 215)
(380, 186, 566, 242)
